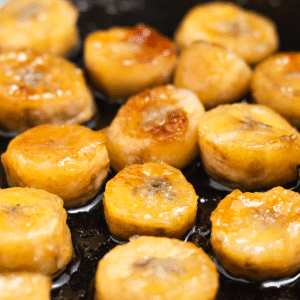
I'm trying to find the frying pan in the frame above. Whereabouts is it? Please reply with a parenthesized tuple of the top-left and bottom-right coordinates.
(1, 0, 300, 299)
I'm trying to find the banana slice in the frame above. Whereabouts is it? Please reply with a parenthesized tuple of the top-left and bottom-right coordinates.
(0, 187, 73, 276)
(0, 49, 96, 133)
(211, 187, 300, 281)
(1, 124, 110, 208)
(174, 41, 252, 109)
(103, 85, 205, 171)
(0, 272, 51, 300)
(251, 52, 300, 127)
(95, 236, 219, 300)
(0, 0, 79, 57)
(103, 162, 198, 240)
(174, 2, 279, 64)
(198, 103, 300, 191)
(84, 23, 177, 100)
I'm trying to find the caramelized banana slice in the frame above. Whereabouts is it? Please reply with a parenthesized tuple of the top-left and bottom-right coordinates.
(174, 2, 279, 64)
(103, 162, 198, 240)
(251, 52, 300, 127)
(104, 85, 205, 171)
(84, 24, 177, 99)
(1, 124, 110, 208)
(0, 49, 96, 133)
(211, 187, 300, 281)
(0, 272, 51, 300)
(174, 42, 252, 109)
(0, 187, 73, 276)
(0, 0, 79, 56)
(95, 236, 219, 300)
(198, 103, 300, 191)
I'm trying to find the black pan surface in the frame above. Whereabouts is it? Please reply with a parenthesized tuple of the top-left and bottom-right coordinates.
(2, 0, 300, 299)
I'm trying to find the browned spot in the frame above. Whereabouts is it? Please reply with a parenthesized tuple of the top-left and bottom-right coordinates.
(143, 108, 187, 140)
(246, 160, 265, 178)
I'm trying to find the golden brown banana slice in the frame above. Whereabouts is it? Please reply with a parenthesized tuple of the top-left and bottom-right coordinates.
(0, 187, 73, 276)
(0, 0, 79, 57)
(251, 52, 300, 127)
(1, 124, 110, 208)
(198, 103, 300, 191)
(103, 162, 198, 240)
(0, 272, 51, 300)
(211, 187, 300, 281)
(0, 49, 96, 133)
(84, 23, 177, 99)
(174, 2, 279, 64)
(95, 236, 219, 300)
(174, 42, 252, 109)
(103, 85, 205, 171)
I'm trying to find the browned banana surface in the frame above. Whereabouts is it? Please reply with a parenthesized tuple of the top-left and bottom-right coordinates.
(95, 236, 219, 300)
(211, 187, 300, 281)
(198, 103, 300, 191)
(0, 0, 79, 56)
(1, 124, 109, 208)
(104, 85, 205, 171)
(0, 49, 96, 133)
(84, 24, 177, 99)
(174, 41, 252, 109)
(103, 162, 198, 240)
(252, 52, 300, 127)
(0, 187, 73, 276)
(174, 2, 279, 64)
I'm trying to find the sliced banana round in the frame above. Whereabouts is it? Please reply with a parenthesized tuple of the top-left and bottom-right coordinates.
(103, 162, 198, 240)
(251, 52, 300, 127)
(198, 103, 300, 191)
(84, 23, 177, 100)
(0, 272, 51, 300)
(0, 187, 73, 276)
(174, 2, 279, 64)
(174, 41, 252, 109)
(0, 49, 96, 133)
(103, 85, 205, 171)
(1, 124, 110, 208)
(211, 187, 300, 281)
(95, 236, 219, 300)
(0, 0, 79, 57)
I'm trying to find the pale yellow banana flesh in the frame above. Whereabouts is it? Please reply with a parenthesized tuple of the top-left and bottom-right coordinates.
(0, 272, 51, 300)
(174, 41, 252, 109)
(1, 124, 110, 208)
(211, 187, 300, 281)
(103, 162, 198, 240)
(252, 52, 300, 127)
(104, 85, 205, 171)
(0, 49, 96, 133)
(95, 236, 219, 300)
(0, 187, 73, 276)
(0, 0, 79, 57)
(198, 103, 300, 191)
(84, 24, 177, 99)
(174, 2, 279, 64)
